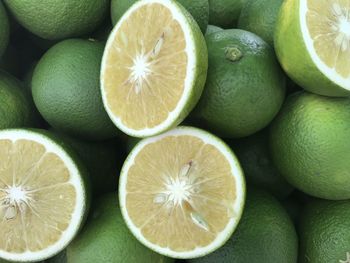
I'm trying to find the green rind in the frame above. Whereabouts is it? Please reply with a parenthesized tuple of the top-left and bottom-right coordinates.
(3, 0, 109, 40)
(45, 250, 67, 263)
(50, 130, 121, 196)
(110, 0, 130, 25)
(119, 126, 246, 258)
(192, 29, 286, 138)
(208, 0, 244, 28)
(205, 25, 223, 36)
(170, 1, 208, 137)
(32, 39, 118, 141)
(299, 199, 350, 263)
(270, 92, 350, 200)
(177, 0, 209, 34)
(275, 0, 350, 97)
(111, 0, 209, 34)
(238, 0, 283, 47)
(0, 70, 40, 129)
(189, 188, 298, 263)
(67, 193, 173, 263)
(230, 130, 294, 199)
(0, 128, 90, 262)
(0, 1, 9, 58)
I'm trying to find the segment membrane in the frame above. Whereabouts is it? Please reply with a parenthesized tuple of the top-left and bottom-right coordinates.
(0, 139, 76, 253)
(306, 0, 350, 78)
(103, 3, 188, 130)
(125, 135, 237, 251)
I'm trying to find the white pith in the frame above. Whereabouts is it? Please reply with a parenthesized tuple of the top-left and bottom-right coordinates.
(0, 130, 86, 262)
(128, 53, 152, 94)
(300, 0, 350, 90)
(339, 252, 350, 263)
(101, 0, 197, 137)
(2, 186, 30, 221)
(119, 127, 246, 259)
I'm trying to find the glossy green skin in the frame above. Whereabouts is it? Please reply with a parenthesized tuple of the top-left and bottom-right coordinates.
(231, 130, 293, 199)
(4, 0, 109, 40)
(32, 39, 118, 141)
(0, 1, 9, 58)
(190, 189, 298, 263)
(270, 92, 350, 200)
(205, 25, 223, 36)
(299, 199, 350, 263)
(51, 130, 122, 196)
(208, 0, 244, 28)
(46, 250, 67, 263)
(0, 71, 39, 129)
(238, 0, 283, 47)
(275, 0, 350, 97)
(67, 193, 174, 263)
(111, 0, 209, 33)
(193, 29, 285, 138)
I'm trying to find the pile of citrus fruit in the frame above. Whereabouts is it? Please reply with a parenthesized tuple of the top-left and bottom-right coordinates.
(0, 0, 349, 262)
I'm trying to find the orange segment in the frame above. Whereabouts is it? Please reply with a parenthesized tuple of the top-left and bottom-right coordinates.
(125, 134, 237, 252)
(0, 139, 76, 254)
(102, 2, 187, 130)
(306, 0, 350, 77)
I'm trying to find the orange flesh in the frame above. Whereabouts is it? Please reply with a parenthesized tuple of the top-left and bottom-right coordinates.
(125, 135, 237, 252)
(103, 3, 188, 130)
(0, 139, 76, 253)
(307, 0, 350, 77)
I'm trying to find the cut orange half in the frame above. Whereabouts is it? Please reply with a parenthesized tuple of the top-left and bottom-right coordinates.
(101, 0, 208, 137)
(0, 129, 88, 262)
(275, 0, 350, 97)
(119, 126, 245, 259)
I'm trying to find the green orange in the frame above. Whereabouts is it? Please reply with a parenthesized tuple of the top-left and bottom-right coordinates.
(190, 188, 298, 263)
(238, 0, 283, 47)
(4, 0, 109, 40)
(67, 193, 173, 263)
(32, 39, 118, 141)
(299, 199, 350, 263)
(111, 0, 209, 33)
(193, 29, 285, 138)
(0, 70, 39, 129)
(270, 91, 350, 200)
